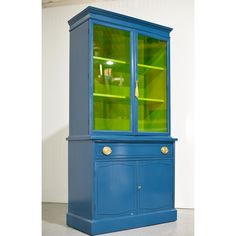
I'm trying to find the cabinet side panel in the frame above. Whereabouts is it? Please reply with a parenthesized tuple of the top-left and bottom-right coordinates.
(68, 140, 93, 219)
(69, 21, 89, 135)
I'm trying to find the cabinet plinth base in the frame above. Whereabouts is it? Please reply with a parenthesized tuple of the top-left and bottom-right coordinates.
(67, 209, 177, 235)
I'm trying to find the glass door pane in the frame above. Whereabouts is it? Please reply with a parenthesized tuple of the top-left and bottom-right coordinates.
(93, 24, 131, 131)
(137, 34, 168, 132)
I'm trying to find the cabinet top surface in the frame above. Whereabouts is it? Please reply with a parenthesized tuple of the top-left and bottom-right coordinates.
(67, 135, 177, 142)
(68, 6, 172, 32)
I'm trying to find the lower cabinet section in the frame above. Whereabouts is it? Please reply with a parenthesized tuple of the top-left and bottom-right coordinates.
(95, 159, 174, 218)
(67, 140, 177, 235)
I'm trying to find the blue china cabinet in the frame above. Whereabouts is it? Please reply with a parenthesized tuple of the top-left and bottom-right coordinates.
(67, 6, 177, 235)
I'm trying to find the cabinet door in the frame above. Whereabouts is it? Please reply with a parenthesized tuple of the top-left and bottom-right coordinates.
(137, 34, 168, 133)
(93, 24, 131, 132)
(95, 162, 136, 217)
(138, 160, 173, 212)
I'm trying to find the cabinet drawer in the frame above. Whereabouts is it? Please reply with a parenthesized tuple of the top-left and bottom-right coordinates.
(95, 143, 173, 159)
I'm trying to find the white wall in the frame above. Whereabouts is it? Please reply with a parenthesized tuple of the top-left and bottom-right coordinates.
(42, 0, 194, 208)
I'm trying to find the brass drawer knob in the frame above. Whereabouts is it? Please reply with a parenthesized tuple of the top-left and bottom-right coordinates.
(102, 146, 112, 156)
(161, 146, 169, 154)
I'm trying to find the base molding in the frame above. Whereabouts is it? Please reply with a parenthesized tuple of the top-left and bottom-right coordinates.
(67, 209, 177, 235)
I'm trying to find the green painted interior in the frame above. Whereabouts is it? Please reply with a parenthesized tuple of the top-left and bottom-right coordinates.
(138, 34, 168, 132)
(93, 24, 168, 133)
(93, 24, 131, 131)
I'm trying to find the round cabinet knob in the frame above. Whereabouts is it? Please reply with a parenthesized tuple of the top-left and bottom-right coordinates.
(102, 146, 112, 156)
(161, 146, 169, 155)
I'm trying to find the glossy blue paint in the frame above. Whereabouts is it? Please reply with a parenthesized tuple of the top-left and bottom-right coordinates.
(67, 6, 177, 235)
(95, 143, 173, 158)
(68, 140, 93, 219)
(167, 39, 171, 134)
(69, 21, 89, 136)
(67, 134, 177, 142)
(68, 6, 172, 35)
(95, 162, 137, 218)
(133, 31, 138, 135)
(130, 30, 136, 134)
(173, 142, 176, 208)
(88, 19, 93, 136)
(138, 160, 173, 212)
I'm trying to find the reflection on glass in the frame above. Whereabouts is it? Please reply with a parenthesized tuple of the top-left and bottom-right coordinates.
(138, 34, 168, 132)
(93, 24, 131, 131)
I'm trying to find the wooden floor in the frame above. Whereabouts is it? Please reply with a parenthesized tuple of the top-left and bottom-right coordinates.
(42, 203, 194, 236)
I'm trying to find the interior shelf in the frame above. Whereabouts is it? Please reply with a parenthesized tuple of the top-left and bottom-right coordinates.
(93, 93, 129, 99)
(93, 56, 126, 64)
(138, 97, 164, 103)
(93, 56, 164, 71)
(138, 64, 165, 71)
(94, 93, 164, 103)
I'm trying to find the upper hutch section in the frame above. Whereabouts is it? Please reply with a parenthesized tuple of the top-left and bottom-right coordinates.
(68, 7, 173, 139)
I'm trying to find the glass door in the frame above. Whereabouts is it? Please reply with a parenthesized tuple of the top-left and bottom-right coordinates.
(93, 24, 131, 131)
(137, 34, 168, 133)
